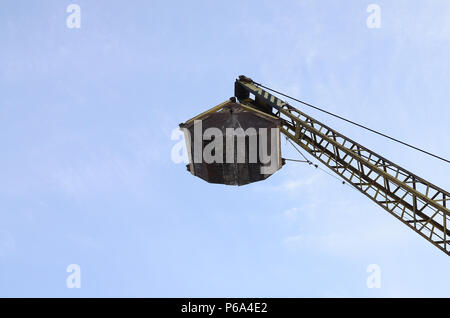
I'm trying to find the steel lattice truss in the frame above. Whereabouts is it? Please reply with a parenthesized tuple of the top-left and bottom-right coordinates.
(236, 79, 450, 256)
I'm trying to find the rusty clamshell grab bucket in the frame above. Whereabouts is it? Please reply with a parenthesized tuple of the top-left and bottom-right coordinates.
(180, 99, 284, 186)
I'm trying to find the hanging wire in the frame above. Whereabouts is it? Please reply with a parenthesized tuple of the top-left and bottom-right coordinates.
(284, 158, 310, 163)
(252, 81, 450, 164)
(284, 136, 356, 188)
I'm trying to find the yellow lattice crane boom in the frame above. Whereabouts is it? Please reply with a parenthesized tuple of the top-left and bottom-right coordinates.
(181, 75, 450, 256)
(235, 76, 450, 256)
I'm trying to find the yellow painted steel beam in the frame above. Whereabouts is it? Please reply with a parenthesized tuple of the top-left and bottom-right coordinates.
(236, 77, 450, 256)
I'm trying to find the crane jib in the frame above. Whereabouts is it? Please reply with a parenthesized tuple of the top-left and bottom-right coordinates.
(235, 79, 288, 112)
(234, 76, 450, 257)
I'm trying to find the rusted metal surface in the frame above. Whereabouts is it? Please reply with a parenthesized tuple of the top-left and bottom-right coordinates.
(180, 101, 283, 186)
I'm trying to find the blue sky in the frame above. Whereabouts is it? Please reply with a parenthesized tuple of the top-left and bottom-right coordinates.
(1, 0, 450, 297)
